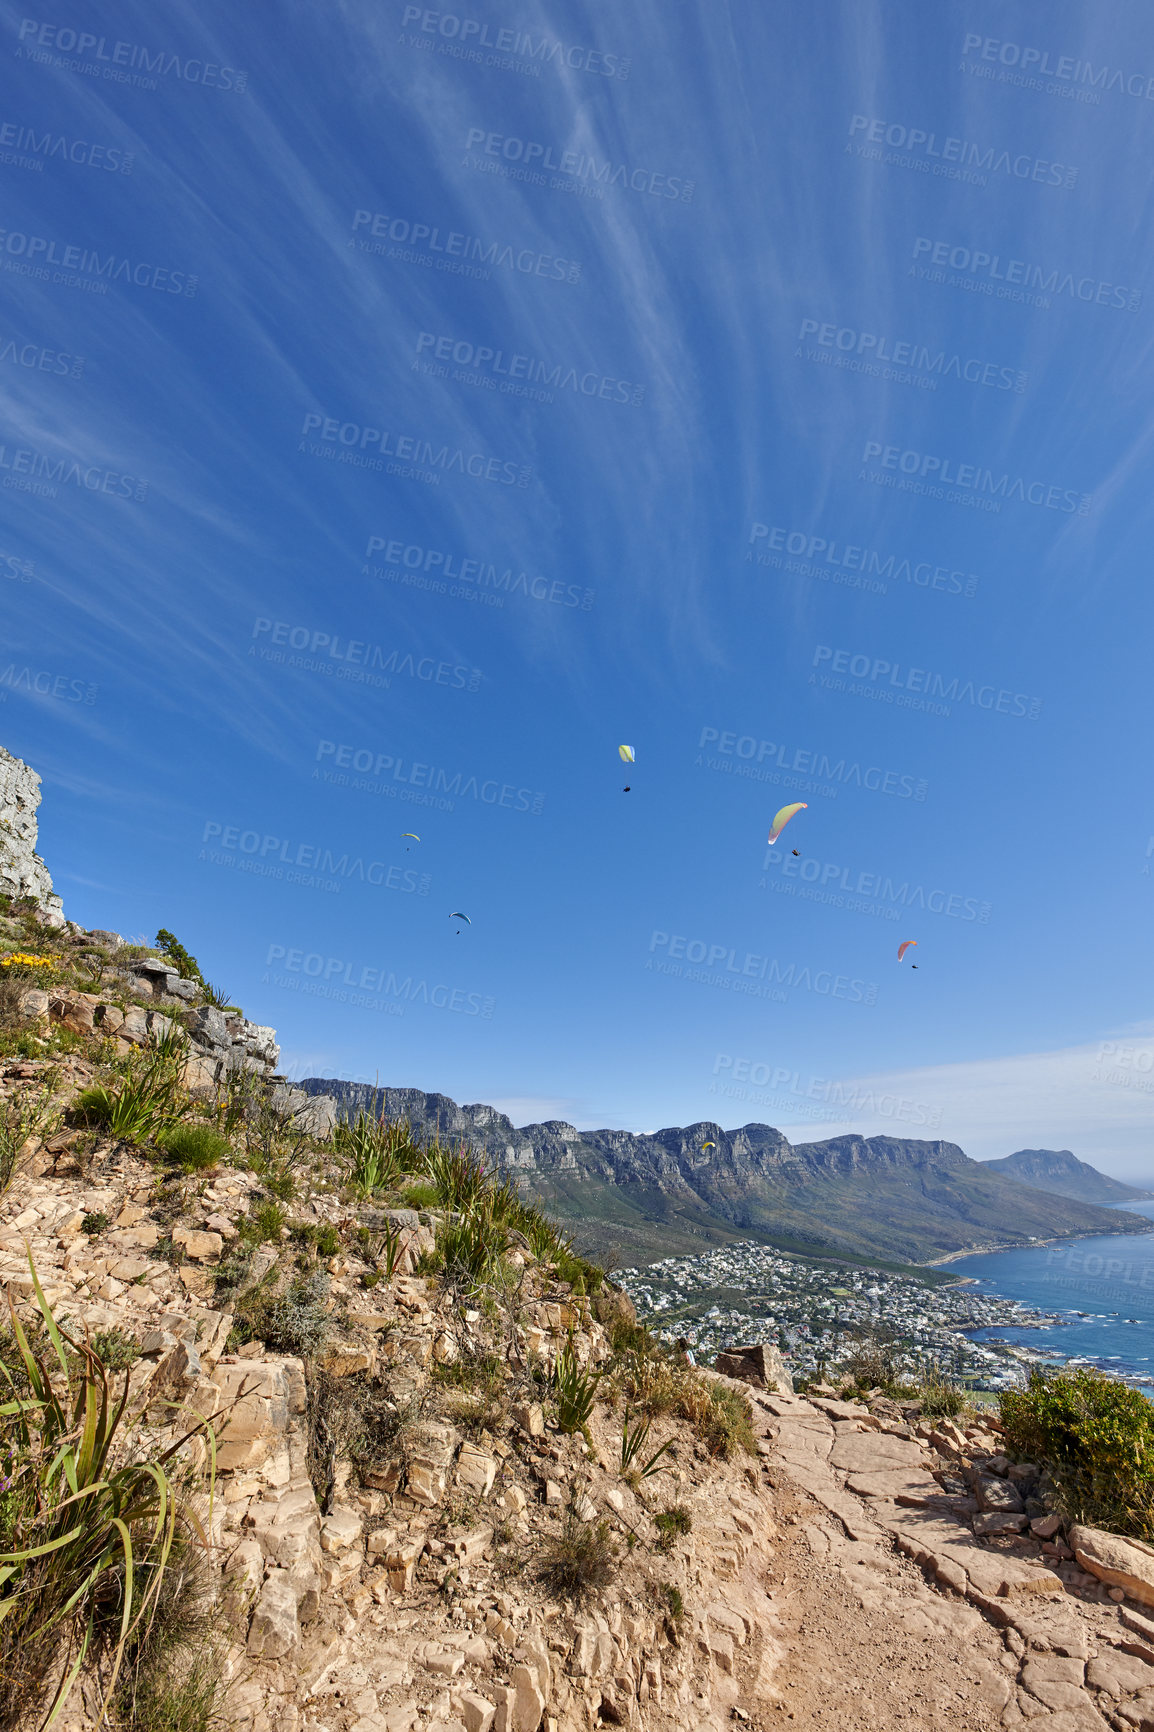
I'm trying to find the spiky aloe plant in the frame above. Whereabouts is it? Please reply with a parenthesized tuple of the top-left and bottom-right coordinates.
(0, 1262, 215, 1729)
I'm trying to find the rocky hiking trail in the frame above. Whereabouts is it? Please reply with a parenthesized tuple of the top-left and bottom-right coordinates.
(7, 1059, 1154, 1732)
(4, 911, 1154, 1728)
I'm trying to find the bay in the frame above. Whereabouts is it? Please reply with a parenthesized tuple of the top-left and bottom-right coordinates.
(948, 1202, 1154, 1388)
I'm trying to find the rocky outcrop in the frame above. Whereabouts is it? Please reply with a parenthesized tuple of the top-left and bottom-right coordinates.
(0, 744, 63, 920)
(714, 1342, 794, 1394)
(1070, 1525, 1154, 1608)
(300, 1080, 1150, 1265)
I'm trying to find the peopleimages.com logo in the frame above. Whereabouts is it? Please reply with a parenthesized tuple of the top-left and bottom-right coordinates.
(364, 536, 594, 612)
(811, 645, 1042, 720)
(710, 1054, 943, 1129)
(249, 619, 482, 693)
(0, 226, 197, 296)
(961, 33, 1154, 103)
(14, 19, 247, 91)
(860, 439, 1091, 514)
(314, 739, 545, 815)
(647, 931, 878, 1005)
(463, 128, 694, 201)
(797, 318, 1026, 392)
(298, 412, 531, 488)
(401, 8, 629, 78)
(760, 847, 990, 923)
(263, 943, 494, 1018)
(200, 821, 430, 896)
(351, 209, 582, 285)
(747, 523, 978, 598)
(910, 237, 1141, 313)
(696, 727, 928, 801)
(846, 114, 1078, 188)
(415, 330, 646, 406)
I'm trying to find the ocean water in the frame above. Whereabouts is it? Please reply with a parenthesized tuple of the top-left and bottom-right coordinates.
(948, 1202, 1154, 1387)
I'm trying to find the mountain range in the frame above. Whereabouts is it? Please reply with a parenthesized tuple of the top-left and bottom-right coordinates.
(980, 1147, 1154, 1206)
(300, 1079, 1151, 1268)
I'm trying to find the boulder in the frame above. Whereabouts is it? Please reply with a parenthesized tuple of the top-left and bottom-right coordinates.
(172, 1227, 223, 1264)
(1070, 1525, 1154, 1607)
(972, 1472, 1024, 1513)
(713, 1342, 793, 1393)
(247, 1569, 300, 1658)
(456, 1442, 498, 1497)
(320, 1507, 364, 1553)
(494, 1665, 546, 1732)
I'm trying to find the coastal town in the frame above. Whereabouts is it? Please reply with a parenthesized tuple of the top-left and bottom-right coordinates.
(615, 1237, 1066, 1390)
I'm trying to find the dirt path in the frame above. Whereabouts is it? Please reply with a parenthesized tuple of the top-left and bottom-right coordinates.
(764, 1488, 1013, 1729)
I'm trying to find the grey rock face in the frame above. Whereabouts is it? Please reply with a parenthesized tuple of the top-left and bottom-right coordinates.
(268, 1085, 337, 1139)
(0, 744, 64, 920)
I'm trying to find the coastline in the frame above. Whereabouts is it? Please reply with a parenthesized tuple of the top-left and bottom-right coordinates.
(925, 1216, 1154, 1269)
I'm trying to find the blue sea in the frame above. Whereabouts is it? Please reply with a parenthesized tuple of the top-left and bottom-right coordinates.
(948, 1202, 1154, 1389)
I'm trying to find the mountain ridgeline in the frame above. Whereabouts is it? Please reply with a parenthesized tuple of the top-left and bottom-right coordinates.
(980, 1147, 1154, 1206)
(299, 1080, 1149, 1266)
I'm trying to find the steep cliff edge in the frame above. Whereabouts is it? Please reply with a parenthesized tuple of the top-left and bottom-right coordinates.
(301, 1081, 1143, 1266)
(0, 744, 64, 921)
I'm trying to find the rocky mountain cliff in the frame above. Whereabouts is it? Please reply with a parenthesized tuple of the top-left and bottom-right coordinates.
(981, 1147, 1154, 1206)
(0, 745, 64, 921)
(299, 1080, 1143, 1266)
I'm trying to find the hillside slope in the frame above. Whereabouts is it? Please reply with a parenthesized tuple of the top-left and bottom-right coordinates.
(981, 1146, 1154, 1205)
(300, 1080, 1144, 1264)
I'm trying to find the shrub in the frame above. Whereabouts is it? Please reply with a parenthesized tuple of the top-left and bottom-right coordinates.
(538, 1510, 616, 1601)
(917, 1371, 965, 1420)
(112, 1526, 225, 1732)
(841, 1333, 902, 1393)
(82, 1210, 110, 1237)
(92, 1327, 141, 1372)
(612, 1342, 755, 1460)
(335, 1111, 414, 1196)
(423, 1143, 489, 1213)
(661, 1582, 684, 1619)
(0, 1082, 55, 1193)
(248, 1201, 286, 1242)
(436, 1200, 509, 1292)
(1000, 1367, 1154, 1537)
(232, 1272, 330, 1359)
(73, 1032, 189, 1145)
(375, 1219, 410, 1280)
(156, 1123, 231, 1173)
(288, 1219, 341, 1271)
(552, 1343, 601, 1435)
(0, 1266, 214, 1729)
(619, 1412, 674, 1483)
(0, 952, 54, 980)
(154, 929, 203, 987)
(654, 1505, 692, 1552)
(401, 1180, 438, 1210)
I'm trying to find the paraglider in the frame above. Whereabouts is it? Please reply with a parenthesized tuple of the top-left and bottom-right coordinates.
(701, 1141, 716, 1151)
(897, 940, 917, 962)
(618, 745, 635, 762)
(791, 849, 800, 857)
(402, 832, 419, 850)
(767, 802, 806, 845)
(450, 912, 471, 933)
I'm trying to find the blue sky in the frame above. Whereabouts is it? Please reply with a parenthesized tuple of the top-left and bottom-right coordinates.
(4, 0, 1154, 1175)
